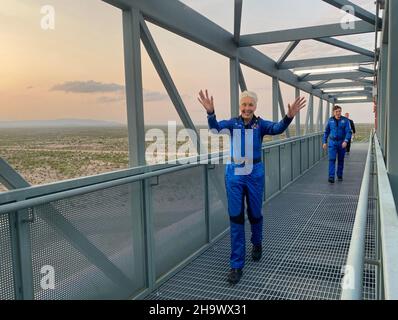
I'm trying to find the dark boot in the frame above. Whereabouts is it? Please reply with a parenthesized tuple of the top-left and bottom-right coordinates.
(338, 176, 343, 181)
(328, 177, 335, 183)
(227, 268, 243, 285)
(252, 245, 262, 261)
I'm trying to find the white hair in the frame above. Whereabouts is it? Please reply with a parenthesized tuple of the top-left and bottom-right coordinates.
(240, 90, 258, 105)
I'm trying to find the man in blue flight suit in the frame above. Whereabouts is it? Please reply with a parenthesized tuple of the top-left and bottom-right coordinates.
(322, 105, 352, 183)
(198, 89, 306, 284)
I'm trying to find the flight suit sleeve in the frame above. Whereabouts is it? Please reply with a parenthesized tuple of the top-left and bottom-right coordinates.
(323, 121, 330, 144)
(260, 115, 293, 136)
(207, 112, 232, 133)
(344, 119, 352, 143)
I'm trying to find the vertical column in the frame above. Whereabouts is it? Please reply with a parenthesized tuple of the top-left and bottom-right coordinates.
(309, 94, 314, 133)
(123, 9, 146, 167)
(319, 99, 324, 132)
(272, 77, 279, 140)
(123, 9, 147, 289)
(325, 101, 330, 128)
(380, 43, 388, 153)
(295, 88, 301, 136)
(387, 0, 398, 206)
(230, 57, 240, 118)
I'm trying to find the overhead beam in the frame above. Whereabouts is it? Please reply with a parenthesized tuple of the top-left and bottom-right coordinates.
(276, 40, 300, 67)
(336, 98, 373, 103)
(321, 0, 380, 27)
(239, 20, 375, 46)
(316, 37, 375, 58)
(279, 54, 374, 70)
(234, 0, 243, 44)
(317, 80, 374, 89)
(102, 0, 333, 102)
(302, 71, 373, 81)
(331, 91, 373, 98)
(312, 80, 331, 88)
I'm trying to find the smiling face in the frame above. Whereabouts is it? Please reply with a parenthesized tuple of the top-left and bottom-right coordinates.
(240, 96, 257, 122)
(334, 107, 342, 119)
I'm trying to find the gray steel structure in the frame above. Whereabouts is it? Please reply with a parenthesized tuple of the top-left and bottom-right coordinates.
(0, 0, 397, 300)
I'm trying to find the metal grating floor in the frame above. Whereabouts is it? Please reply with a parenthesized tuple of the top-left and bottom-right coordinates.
(146, 143, 377, 300)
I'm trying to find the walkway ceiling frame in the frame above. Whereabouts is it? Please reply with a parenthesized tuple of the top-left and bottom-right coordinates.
(104, 0, 370, 105)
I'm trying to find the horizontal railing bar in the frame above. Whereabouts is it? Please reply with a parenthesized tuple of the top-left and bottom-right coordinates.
(0, 132, 322, 206)
(374, 134, 398, 300)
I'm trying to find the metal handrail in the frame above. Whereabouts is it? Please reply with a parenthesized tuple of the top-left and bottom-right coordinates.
(0, 132, 324, 213)
(374, 134, 398, 300)
(341, 131, 373, 300)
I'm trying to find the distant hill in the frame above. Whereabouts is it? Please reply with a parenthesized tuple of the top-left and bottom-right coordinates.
(0, 119, 125, 128)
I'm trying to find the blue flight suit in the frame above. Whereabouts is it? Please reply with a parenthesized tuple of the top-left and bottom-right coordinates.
(323, 116, 352, 179)
(207, 112, 293, 269)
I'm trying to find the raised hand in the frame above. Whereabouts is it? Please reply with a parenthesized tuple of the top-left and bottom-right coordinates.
(198, 89, 215, 114)
(287, 96, 307, 118)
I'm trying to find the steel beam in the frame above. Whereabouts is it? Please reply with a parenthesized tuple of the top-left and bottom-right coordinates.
(295, 88, 301, 136)
(140, 16, 200, 150)
(279, 54, 374, 70)
(318, 81, 374, 89)
(238, 65, 247, 91)
(277, 81, 291, 138)
(230, 56, 240, 117)
(234, 0, 243, 44)
(386, 0, 398, 207)
(123, 9, 146, 166)
(303, 71, 373, 81)
(321, 0, 380, 26)
(103, 0, 332, 102)
(316, 37, 375, 58)
(239, 21, 375, 46)
(276, 41, 300, 67)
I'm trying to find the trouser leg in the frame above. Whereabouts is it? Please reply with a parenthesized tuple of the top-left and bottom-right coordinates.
(246, 164, 265, 246)
(328, 144, 337, 178)
(337, 145, 346, 178)
(225, 166, 245, 269)
(346, 140, 351, 153)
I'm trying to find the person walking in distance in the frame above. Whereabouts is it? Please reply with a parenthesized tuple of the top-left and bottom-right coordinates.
(323, 105, 352, 183)
(344, 112, 356, 154)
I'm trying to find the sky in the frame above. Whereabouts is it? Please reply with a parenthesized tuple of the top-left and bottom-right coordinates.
(0, 0, 377, 125)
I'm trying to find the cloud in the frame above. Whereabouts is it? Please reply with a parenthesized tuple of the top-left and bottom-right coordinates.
(96, 89, 170, 104)
(51, 80, 124, 93)
(144, 90, 169, 102)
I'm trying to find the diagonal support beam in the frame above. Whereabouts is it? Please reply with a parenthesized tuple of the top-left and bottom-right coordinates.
(234, 0, 243, 44)
(0, 158, 135, 297)
(276, 40, 300, 67)
(316, 37, 375, 58)
(139, 16, 200, 150)
(239, 21, 375, 46)
(239, 64, 247, 91)
(321, 0, 380, 27)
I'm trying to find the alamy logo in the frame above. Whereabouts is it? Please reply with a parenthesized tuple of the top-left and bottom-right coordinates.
(340, 5, 356, 30)
(40, 5, 55, 30)
(40, 265, 55, 290)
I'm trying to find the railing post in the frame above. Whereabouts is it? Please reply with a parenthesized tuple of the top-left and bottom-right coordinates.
(143, 178, 156, 291)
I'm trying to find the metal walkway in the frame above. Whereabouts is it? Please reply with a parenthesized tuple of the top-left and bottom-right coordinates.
(147, 144, 376, 300)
